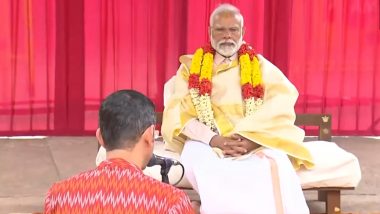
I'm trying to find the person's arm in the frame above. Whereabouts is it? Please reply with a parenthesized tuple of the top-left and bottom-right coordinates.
(181, 119, 217, 145)
(168, 190, 195, 214)
(182, 119, 255, 157)
(44, 186, 55, 214)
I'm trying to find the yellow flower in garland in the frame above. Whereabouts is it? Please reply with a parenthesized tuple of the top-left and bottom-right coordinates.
(200, 52, 213, 81)
(239, 53, 252, 85)
(251, 56, 261, 87)
(190, 48, 203, 75)
(188, 43, 265, 129)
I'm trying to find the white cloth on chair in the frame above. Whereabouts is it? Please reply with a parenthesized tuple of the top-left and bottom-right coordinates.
(298, 141, 361, 188)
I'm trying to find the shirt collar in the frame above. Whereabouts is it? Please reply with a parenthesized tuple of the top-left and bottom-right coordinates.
(99, 158, 141, 171)
(214, 52, 238, 66)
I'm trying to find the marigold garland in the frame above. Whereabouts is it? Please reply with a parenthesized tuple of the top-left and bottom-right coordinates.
(188, 43, 264, 130)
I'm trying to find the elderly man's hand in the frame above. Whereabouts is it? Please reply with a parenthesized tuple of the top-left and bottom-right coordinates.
(210, 135, 241, 152)
(223, 134, 261, 157)
(210, 134, 261, 157)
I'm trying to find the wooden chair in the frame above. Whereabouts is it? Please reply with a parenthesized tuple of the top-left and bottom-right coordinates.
(295, 114, 352, 214)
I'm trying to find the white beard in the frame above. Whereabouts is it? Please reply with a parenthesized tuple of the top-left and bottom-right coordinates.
(211, 36, 243, 57)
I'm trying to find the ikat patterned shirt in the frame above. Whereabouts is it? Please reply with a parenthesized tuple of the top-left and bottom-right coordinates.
(44, 158, 194, 214)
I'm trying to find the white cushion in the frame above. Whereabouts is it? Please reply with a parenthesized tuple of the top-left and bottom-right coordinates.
(96, 140, 361, 189)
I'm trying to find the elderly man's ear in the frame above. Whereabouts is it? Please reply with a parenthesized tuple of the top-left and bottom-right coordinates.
(96, 128, 105, 148)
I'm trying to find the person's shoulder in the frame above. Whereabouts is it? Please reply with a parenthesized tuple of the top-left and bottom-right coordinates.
(256, 54, 288, 80)
(144, 174, 188, 197)
(143, 173, 178, 191)
(179, 54, 193, 69)
(47, 168, 97, 194)
(179, 54, 192, 61)
(255, 54, 298, 93)
(256, 54, 275, 69)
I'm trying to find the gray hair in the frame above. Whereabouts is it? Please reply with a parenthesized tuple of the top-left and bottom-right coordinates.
(209, 3, 244, 27)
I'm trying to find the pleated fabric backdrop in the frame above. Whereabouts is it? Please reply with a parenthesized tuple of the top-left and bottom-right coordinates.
(0, 0, 379, 135)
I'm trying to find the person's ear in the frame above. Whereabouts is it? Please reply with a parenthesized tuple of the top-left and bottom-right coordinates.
(96, 128, 105, 147)
(141, 125, 155, 146)
(242, 27, 246, 37)
(208, 26, 212, 38)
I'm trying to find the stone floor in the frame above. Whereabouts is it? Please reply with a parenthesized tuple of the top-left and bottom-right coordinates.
(0, 136, 379, 213)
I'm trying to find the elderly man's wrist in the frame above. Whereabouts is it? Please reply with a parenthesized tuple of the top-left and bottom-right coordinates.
(210, 135, 221, 147)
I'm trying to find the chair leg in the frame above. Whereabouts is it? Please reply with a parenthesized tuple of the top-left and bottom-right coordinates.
(325, 190, 341, 214)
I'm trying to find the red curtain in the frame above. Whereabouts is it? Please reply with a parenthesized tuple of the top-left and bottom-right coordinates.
(0, 0, 56, 134)
(0, 0, 379, 135)
(288, 1, 380, 135)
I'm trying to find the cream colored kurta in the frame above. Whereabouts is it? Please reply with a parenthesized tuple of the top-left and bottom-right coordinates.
(162, 54, 314, 169)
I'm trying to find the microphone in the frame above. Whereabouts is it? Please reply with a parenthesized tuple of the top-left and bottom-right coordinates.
(147, 154, 179, 167)
(146, 154, 179, 184)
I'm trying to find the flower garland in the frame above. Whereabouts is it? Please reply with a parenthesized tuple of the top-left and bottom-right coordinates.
(237, 44, 264, 116)
(188, 43, 264, 130)
(188, 44, 216, 130)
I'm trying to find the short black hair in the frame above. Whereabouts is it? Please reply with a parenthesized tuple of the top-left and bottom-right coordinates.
(98, 90, 156, 151)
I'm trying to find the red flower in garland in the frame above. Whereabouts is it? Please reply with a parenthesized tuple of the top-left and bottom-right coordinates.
(202, 44, 215, 55)
(242, 83, 254, 99)
(188, 74, 200, 89)
(238, 44, 256, 60)
(199, 79, 212, 95)
(252, 85, 264, 98)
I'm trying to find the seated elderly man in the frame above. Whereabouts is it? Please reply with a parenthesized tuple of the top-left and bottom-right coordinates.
(161, 3, 312, 214)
